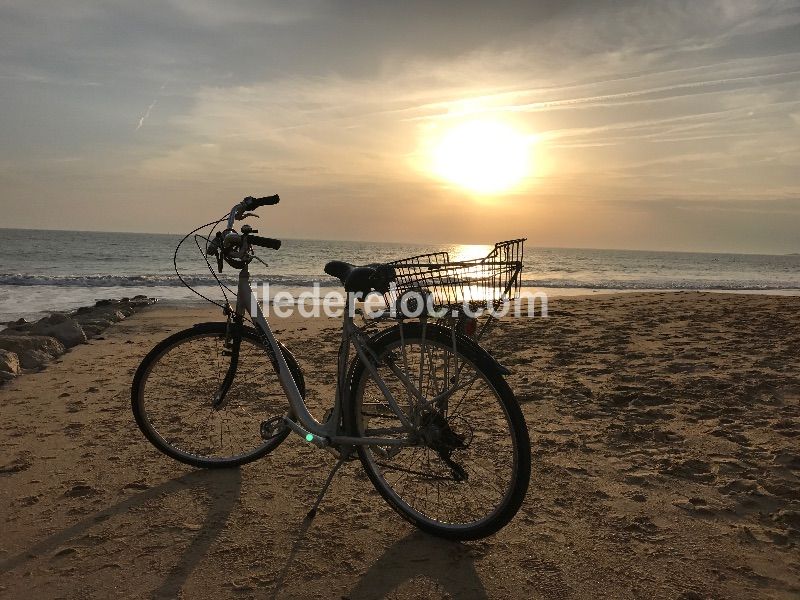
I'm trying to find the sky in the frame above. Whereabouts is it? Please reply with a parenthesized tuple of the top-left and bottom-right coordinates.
(1, 0, 799, 253)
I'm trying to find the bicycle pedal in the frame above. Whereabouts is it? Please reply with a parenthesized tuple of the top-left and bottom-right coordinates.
(260, 416, 288, 440)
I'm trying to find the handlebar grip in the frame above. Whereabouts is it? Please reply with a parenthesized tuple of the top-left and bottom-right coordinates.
(248, 235, 281, 250)
(243, 194, 280, 210)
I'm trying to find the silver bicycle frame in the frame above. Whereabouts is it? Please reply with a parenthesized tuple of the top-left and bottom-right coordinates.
(234, 269, 418, 449)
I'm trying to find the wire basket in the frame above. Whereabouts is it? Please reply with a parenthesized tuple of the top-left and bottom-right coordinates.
(385, 239, 525, 317)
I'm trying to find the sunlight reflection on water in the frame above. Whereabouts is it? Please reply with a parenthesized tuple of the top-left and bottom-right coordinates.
(449, 244, 494, 263)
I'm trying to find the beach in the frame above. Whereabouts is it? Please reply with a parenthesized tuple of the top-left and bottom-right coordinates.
(1, 292, 799, 599)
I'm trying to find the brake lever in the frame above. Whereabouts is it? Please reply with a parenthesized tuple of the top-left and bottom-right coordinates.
(239, 212, 260, 220)
(205, 231, 225, 272)
(207, 232, 221, 252)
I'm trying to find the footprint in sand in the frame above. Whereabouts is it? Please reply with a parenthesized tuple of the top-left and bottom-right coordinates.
(62, 482, 101, 498)
(658, 457, 715, 483)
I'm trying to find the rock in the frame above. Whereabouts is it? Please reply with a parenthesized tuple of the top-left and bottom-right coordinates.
(39, 313, 70, 325)
(4, 318, 33, 332)
(72, 319, 111, 337)
(29, 317, 87, 347)
(0, 349, 20, 376)
(74, 309, 125, 328)
(95, 309, 126, 322)
(71, 304, 136, 338)
(91, 297, 155, 315)
(0, 297, 155, 378)
(130, 295, 155, 307)
(0, 335, 65, 369)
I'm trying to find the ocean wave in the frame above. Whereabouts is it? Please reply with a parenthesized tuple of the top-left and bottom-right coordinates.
(519, 278, 800, 290)
(1, 273, 798, 291)
(0, 273, 341, 288)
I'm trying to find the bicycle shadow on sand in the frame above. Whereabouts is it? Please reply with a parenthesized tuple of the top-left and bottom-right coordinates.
(0, 468, 241, 599)
(269, 525, 486, 599)
(348, 531, 488, 599)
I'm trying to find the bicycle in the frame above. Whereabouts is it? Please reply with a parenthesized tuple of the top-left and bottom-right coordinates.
(131, 194, 531, 540)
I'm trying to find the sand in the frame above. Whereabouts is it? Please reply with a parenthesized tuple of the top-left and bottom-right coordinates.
(0, 292, 798, 599)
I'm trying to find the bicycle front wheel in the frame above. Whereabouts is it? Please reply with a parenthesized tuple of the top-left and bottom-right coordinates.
(132, 321, 305, 468)
(347, 322, 530, 540)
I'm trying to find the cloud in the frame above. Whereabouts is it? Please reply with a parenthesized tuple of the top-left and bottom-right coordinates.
(138, 25, 800, 197)
(165, 0, 324, 26)
(1, 0, 799, 251)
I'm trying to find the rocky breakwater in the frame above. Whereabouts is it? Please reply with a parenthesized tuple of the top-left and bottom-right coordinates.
(0, 295, 157, 382)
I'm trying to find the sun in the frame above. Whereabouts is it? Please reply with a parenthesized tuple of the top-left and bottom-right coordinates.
(430, 120, 532, 194)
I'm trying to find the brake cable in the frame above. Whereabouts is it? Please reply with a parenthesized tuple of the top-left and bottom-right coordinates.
(173, 214, 230, 309)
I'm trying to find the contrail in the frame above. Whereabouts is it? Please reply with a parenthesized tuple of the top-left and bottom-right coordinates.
(135, 98, 158, 131)
(135, 82, 168, 131)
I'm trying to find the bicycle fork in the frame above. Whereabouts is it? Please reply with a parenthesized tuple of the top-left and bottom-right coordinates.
(212, 314, 243, 410)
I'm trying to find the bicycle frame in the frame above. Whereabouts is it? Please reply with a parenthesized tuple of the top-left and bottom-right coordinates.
(231, 267, 423, 449)
(133, 204, 531, 538)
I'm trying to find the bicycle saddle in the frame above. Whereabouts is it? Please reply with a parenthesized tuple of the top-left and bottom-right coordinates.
(324, 261, 396, 296)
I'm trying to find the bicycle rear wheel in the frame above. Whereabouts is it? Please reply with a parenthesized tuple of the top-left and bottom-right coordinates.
(347, 322, 530, 540)
(132, 321, 304, 468)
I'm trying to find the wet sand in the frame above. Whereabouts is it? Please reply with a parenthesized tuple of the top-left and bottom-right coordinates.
(1, 292, 799, 599)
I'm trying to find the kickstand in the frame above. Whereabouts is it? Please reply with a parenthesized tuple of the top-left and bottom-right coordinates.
(306, 455, 347, 520)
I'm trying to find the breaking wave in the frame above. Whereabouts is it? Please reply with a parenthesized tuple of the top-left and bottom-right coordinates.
(1, 273, 798, 291)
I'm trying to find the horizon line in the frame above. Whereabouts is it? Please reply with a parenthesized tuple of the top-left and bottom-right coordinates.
(0, 226, 797, 258)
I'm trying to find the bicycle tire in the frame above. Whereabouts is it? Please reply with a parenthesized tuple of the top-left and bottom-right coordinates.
(346, 322, 530, 540)
(132, 321, 304, 468)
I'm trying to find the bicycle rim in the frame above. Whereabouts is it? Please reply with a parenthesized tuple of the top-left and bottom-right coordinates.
(350, 326, 529, 538)
(133, 324, 294, 467)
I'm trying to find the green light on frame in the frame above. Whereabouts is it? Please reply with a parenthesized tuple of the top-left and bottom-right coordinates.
(305, 433, 314, 443)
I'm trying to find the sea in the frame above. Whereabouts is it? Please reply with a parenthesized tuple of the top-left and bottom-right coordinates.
(1, 228, 799, 323)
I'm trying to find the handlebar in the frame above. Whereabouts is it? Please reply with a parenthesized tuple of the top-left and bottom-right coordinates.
(243, 194, 280, 210)
(226, 193, 280, 229)
(249, 235, 281, 250)
(209, 195, 283, 272)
